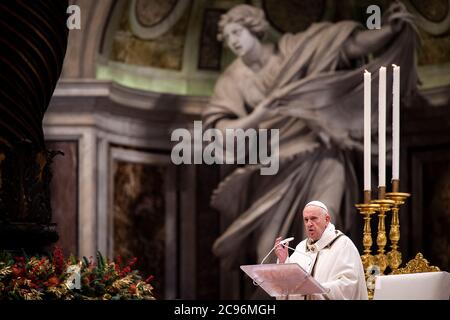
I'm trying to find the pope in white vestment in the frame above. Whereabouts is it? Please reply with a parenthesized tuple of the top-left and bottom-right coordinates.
(275, 201, 368, 300)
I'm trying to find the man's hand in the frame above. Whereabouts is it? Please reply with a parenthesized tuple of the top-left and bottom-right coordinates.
(274, 236, 289, 263)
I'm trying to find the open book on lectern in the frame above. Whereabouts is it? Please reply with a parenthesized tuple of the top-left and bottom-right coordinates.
(240, 263, 328, 297)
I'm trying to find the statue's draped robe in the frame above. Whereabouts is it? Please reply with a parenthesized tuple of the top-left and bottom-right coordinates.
(203, 20, 419, 268)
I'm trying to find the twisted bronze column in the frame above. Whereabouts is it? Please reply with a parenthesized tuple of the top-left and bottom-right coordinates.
(0, 1, 69, 250)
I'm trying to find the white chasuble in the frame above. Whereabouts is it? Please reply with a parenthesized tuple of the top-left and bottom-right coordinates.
(284, 223, 368, 300)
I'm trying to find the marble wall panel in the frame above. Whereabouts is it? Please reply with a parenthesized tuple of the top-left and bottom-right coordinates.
(113, 160, 166, 298)
(198, 9, 224, 70)
(46, 141, 78, 255)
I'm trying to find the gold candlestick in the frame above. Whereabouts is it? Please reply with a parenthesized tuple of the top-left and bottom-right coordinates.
(355, 202, 379, 271)
(356, 199, 379, 300)
(385, 189, 410, 273)
(371, 199, 394, 274)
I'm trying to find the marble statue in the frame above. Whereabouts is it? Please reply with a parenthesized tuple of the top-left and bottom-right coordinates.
(202, 3, 419, 268)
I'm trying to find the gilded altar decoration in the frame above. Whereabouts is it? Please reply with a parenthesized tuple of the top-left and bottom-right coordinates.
(391, 253, 440, 275)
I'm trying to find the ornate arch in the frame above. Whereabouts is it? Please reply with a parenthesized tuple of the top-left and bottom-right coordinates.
(129, 0, 191, 40)
(406, 0, 450, 36)
(62, 0, 115, 78)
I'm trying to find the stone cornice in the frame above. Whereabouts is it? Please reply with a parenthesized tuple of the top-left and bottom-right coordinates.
(51, 79, 208, 115)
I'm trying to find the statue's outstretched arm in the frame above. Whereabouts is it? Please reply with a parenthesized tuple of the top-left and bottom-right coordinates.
(343, 26, 396, 60)
(343, 2, 415, 60)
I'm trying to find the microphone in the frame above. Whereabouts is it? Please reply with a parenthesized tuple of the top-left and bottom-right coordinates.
(260, 237, 313, 266)
(259, 237, 295, 264)
(279, 237, 294, 245)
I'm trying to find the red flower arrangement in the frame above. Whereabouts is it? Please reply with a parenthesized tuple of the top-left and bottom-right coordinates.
(0, 247, 155, 300)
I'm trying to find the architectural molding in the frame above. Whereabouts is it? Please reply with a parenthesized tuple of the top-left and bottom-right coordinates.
(63, 0, 115, 78)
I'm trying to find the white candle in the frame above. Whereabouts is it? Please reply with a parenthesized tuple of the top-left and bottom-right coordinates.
(378, 67, 386, 187)
(364, 70, 371, 191)
(392, 64, 400, 180)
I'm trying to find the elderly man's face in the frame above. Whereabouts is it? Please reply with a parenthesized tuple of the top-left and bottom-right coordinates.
(303, 206, 330, 241)
(223, 22, 258, 57)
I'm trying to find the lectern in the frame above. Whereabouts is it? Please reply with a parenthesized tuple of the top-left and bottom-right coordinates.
(240, 263, 328, 298)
